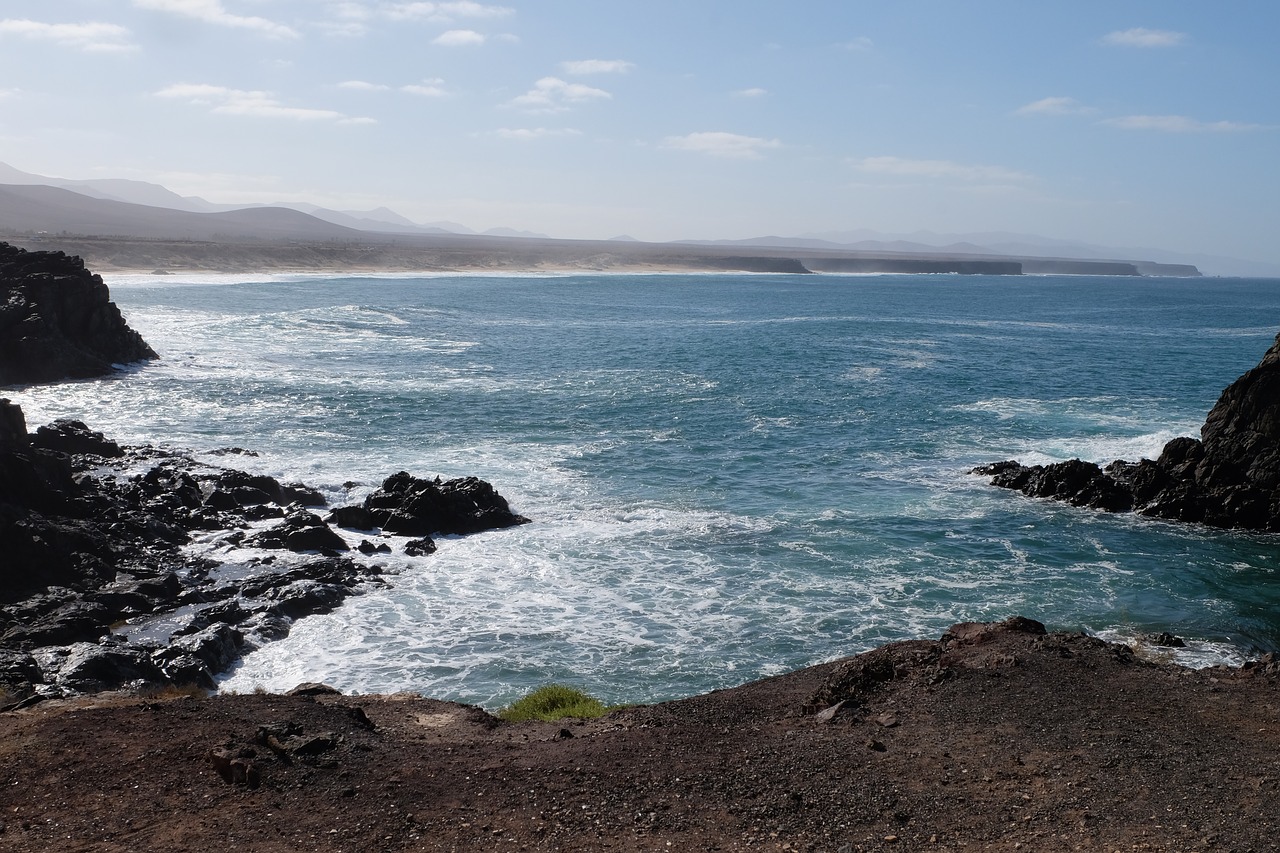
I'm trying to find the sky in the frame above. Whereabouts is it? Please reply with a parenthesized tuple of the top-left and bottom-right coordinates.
(0, 1, 1277, 263)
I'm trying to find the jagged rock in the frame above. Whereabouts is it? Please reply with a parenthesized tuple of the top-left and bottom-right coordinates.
(0, 242, 156, 386)
(31, 419, 123, 458)
(248, 509, 349, 553)
(154, 624, 244, 688)
(404, 537, 437, 557)
(363, 471, 529, 537)
(288, 682, 342, 697)
(0, 399, 28, 446)
(2, 601, 113, 647)
(328, 505, 376, 530)
(0, 398, 527, 697)
(976, 332, 1280, 532)
(54, 641, 168, 693)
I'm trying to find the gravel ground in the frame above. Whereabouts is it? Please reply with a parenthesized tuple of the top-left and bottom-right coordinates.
(2, 618, 1277, 852)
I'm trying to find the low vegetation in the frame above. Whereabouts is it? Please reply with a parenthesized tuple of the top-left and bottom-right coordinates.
(498, 684, 611, 722)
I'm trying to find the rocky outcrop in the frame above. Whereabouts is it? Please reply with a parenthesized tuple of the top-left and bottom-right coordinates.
(0, 402, 529, 702)
(329, 470, 529, 555)
(975, 332, 1280, 531)
(0, 241, 156, 386)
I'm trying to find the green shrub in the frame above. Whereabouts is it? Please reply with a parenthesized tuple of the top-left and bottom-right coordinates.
(498, 684, 610, 722)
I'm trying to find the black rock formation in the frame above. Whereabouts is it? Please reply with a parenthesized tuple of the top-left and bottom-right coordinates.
(975, 332, 1280, 531)
(0, 402, 529, 704)
(0, 241, 156, 386)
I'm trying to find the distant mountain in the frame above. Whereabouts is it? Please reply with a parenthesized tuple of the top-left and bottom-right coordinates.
(483, 227, 550, 239)
(0, 162, 213, 212)
(0, 184, 364, 241)
(0, 162, 476, 238)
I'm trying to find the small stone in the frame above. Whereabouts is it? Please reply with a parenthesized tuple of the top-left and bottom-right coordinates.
(875, 712, 899, 728)
(866, 739, 886, 752)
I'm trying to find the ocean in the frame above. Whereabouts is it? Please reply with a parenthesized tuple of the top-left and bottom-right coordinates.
(13, 272, 1280, 708)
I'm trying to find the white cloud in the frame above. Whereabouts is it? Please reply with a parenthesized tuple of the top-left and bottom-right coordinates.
(509, 77, 611, 113)
(133, 0, 298, 39)
(401, 78, 448, 97)
(734, 87, 768, 98)
(854, 156, 1031, 182)
(1103, 114, 1258, 133)
(1016, 96, 1094, 116)
(0, 19, 136, 53)
(1101, 28, 1186, 48)
(156, 83, 374, 123)
(433, 28, 485, 46)
(384, 2, 514, 21)
(493, 127, 582, 140)
(339, 80, 391, 92)
(839, 36, 874, 51)
(560, 59, 634, 75)
(663, 132, 782, 160)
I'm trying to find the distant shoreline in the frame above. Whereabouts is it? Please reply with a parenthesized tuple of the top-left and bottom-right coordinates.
(2, 233, 1203, 278)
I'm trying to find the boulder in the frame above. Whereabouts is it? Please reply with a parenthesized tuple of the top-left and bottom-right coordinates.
(54, 641, 168, 693)
(31, 419, 123, 458)
(248, 510, 349, 553)
(362, 471, 529, 537)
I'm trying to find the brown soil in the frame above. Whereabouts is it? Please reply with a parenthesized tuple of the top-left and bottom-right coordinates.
(2, 619, 1277, 852)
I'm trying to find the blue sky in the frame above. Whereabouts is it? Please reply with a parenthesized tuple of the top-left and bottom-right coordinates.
(0, 1, 1276, 263)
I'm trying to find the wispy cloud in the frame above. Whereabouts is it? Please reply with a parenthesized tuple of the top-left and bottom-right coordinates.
(134, 0, 299, 39)
(839, 36, 874, 51)
(384, 2, 514, 22)
(663, 132, 782, 160)
(493, 127, 583, 140)
(854, 156, 1031, 182)
(401, 78, 448, 97)
(733, 87, 768, 98)
(1103, 114, 1258, 133)
(433, 28, 485, 46)
(560, 59, 634, 75)
(1101, 27, 1186, 48)
(338, 80, 392, 92)
(156, 83, 374, 124)
(0, 19, 136, 53)
(1016, 96, 1095, 116)
(509, 77, 611, 113)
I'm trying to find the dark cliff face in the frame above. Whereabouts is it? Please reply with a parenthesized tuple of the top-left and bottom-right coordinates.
(976, 332, 1280, 532)
(0, 241, 157, 386)
(1198, 334, 1280, 492)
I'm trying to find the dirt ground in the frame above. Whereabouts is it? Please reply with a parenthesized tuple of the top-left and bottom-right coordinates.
(2, 619, 1277, 853)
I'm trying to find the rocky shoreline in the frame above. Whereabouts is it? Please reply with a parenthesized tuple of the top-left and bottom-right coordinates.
(1, 243, 530, 705)
(975, 331, 1280, 532)
(0, 403, 529, 705)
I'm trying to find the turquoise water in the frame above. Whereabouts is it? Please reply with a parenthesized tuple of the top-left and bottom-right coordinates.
(13, 273, 1280, 706)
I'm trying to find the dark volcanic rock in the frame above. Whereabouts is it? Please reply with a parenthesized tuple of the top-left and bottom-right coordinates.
(363, 470, 530, 537)
(31, 419, 123, 457)
(976, 332, 1280, 531)
(248, 509, 349, 553)
(0, 398, 528, 699)
(0, 242, 156, 386)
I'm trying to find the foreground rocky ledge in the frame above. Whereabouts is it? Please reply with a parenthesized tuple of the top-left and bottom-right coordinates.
(976, 331, 1280, 531)
(0, 617, 1276, 852)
